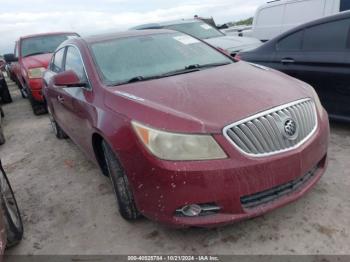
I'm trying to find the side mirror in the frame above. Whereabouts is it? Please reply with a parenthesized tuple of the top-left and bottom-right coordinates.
(53, 70, 86, 87)
(3, 54, 18, 63)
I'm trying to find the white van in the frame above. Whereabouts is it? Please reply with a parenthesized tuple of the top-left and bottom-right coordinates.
(246, 0, 350, 41)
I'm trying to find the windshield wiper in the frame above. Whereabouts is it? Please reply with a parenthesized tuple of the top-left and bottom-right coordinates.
(161, 67, 200, 77)
(125, 67, 200, 84)
(127, 75, 162, 83)
(119, 62, 231, 85)
(195, 62, 232, 69)
(162, 62, 230, 76)
(23, 52, 47, 57)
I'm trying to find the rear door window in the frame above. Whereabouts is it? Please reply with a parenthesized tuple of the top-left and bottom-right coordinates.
(303, 18, 350, 51)
(51, 48, 65, 73)
(277, 30, 303, 51)
(340, 0, 350, 11)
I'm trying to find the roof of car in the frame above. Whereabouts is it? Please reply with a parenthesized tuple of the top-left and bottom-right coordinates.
(276, 10, 350, 40)
(254, 10, 350, 51)
(82, 29, 178, 44)
(131, 19, 200, 30)
(20, 32, 79, 40)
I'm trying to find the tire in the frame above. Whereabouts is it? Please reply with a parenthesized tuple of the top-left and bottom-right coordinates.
(102, 141, 140, 221)
(28, 92, 46, 115)
(16, 80, 27, 99)
(19, 89, 27, 99)
(0, 160, 23, 248)
(47, 106, 68, 139)
(0, 80, 12, 104)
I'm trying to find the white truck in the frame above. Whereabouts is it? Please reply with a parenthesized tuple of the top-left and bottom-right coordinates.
(243, 0, 350, 41)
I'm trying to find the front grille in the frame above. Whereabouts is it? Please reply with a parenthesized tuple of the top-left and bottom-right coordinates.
(223, 99, 317, 157)
(240, 165, 319, 209)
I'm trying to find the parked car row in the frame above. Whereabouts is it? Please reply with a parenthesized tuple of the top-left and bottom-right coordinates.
(1, 8, 345, 228)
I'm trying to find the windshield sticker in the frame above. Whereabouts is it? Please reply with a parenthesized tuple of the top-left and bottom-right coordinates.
(200, 24, 212, 30)
(173, 35, 200, 45)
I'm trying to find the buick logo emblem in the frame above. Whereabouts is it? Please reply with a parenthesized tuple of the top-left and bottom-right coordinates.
(283, 118, 298, 140)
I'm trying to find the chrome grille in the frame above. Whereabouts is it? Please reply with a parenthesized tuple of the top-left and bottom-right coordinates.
(223, 99, 317, 157)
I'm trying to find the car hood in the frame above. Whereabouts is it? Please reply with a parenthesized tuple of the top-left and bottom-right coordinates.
(205, 35, 262, 52)
(105, 62, 313, 134)
(22, 53, 52, 69)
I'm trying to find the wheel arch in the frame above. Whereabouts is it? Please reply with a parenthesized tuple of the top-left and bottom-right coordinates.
(92, 132, 109, 176)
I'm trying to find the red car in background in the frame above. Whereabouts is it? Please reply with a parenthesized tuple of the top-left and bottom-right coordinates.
(44, 30, 329, 227)
(5, 32, 79, 115)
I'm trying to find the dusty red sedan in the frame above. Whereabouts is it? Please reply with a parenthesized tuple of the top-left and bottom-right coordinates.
(43, 30, 329, 227)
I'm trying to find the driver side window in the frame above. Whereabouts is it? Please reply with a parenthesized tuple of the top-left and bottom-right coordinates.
(65, 46, 88, 84)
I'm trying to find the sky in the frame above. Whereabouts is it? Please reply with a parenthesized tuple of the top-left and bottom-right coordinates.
(0, 0, 267, 54)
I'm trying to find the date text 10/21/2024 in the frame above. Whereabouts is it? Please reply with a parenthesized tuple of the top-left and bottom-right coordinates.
(127, 255, 220, 261)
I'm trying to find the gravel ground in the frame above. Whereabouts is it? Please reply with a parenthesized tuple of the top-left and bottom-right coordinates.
(0, 77, 349, 255)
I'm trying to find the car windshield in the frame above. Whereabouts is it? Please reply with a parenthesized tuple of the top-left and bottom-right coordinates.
(166, 22, 224, 39)
(21, 34, 77, 57)
(90, 32, 233, 85)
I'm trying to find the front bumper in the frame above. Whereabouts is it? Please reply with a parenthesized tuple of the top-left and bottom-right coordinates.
(124, 109, 330, 227)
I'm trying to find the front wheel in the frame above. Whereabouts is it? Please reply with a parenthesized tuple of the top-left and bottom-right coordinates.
(0, 160, 23, 248)
(47, 106, 68, 139)
(102, 141, 140, 221)
(28, 95, 46, 115)
(16, 79, 27, 99)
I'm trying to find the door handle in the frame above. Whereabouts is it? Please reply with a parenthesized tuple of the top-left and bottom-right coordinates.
(57, 95, 65, 103)
(281, 58, 295, 64)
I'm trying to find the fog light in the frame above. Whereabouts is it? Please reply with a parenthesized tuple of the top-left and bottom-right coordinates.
(178, 204, 202, 217)
(175, 203, 221, 217)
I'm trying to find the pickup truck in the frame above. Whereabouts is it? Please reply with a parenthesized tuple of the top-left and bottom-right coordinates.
(5, 32, 79, 114)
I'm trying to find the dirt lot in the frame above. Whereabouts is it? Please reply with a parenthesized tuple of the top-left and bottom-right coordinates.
(0, 77, 349, 255)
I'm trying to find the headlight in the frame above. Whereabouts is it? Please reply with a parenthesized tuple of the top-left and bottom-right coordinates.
(28, 67, 46, 79)
(132, 121, 227, 161)
(308, 85, 324, 118)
